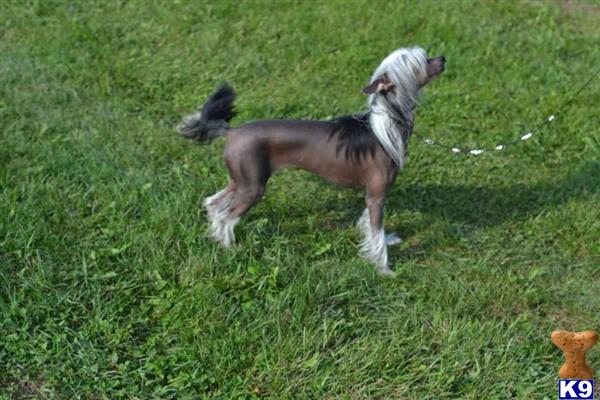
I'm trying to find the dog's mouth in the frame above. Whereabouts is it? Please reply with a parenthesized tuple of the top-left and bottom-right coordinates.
(427, 56, 446, 78)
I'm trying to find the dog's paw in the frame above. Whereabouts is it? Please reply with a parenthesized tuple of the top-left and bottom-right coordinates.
(385, 233, 402, 246)
(377, 267, 397, 278)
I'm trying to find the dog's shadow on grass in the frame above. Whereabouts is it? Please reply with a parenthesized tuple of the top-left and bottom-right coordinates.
(389, 161, 598, 227)
(307, 161, 597, 261)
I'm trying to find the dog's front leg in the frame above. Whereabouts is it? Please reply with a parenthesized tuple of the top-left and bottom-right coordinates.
(357, 190, 395, 277)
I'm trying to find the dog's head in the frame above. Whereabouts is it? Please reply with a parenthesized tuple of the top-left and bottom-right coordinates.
(363, 47, 445, 103)
(362, 47, 445, 167)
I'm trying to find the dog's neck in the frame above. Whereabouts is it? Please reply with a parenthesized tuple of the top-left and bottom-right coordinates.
(368, 94, 414, 168)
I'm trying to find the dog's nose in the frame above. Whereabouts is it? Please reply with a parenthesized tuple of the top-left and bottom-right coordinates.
(440, 55, 446, 63)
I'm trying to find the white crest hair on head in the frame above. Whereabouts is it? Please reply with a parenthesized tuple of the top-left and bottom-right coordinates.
(367, 46, 429, 168)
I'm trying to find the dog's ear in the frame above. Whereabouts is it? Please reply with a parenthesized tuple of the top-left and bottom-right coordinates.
(362, 74, 394, 94)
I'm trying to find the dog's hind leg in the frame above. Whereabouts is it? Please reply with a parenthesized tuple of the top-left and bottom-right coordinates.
(357, 183, 395, 276)
(205, 143, 270, 247)
(203, 184, 238, 247)
(204, 183, 234, 218)
(229, 184, 266, 218)
(206, 183, 266, 247)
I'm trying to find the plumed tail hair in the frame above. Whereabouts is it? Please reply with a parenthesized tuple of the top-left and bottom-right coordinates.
(178, 83, 236, 142)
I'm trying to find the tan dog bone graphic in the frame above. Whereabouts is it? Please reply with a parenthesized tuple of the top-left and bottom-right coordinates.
(551, 330, 598, 379)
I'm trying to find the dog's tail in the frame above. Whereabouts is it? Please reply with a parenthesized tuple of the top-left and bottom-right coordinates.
(178, 83, 236, 142)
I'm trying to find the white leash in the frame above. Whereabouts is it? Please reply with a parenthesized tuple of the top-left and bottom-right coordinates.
(414, 68, 600, 156)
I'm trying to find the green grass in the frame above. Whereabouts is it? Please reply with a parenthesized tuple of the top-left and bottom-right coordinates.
(1, 0, 600, 398)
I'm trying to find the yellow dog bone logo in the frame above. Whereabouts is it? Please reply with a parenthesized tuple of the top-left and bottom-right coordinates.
(551, 330, 598, 379)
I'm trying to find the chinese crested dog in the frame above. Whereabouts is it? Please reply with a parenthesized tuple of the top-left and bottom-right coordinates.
(179, 47, 445, 275)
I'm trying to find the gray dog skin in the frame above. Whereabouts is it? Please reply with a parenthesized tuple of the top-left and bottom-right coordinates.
(179, 47, 445, 276)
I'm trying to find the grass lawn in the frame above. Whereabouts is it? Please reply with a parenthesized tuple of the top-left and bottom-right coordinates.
(1, 0, 599, 398)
